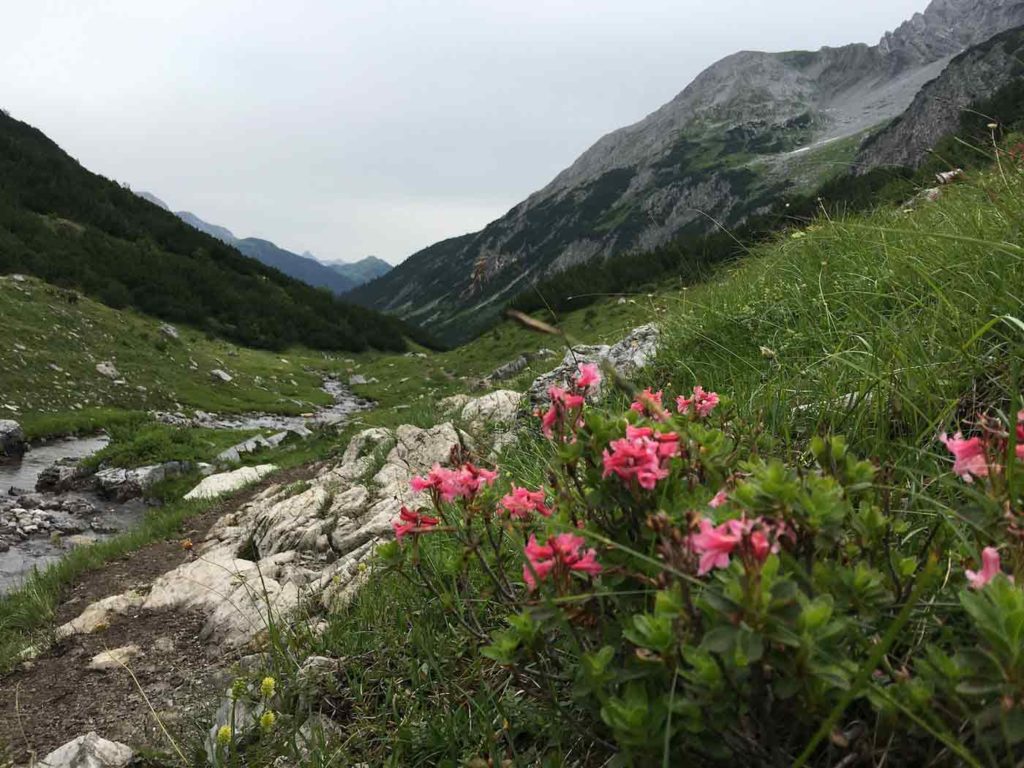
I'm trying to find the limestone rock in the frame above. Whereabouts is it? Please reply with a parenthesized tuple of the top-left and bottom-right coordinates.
(38, 732, 134, 768)
(159, 322, 180, 340)
(0, 419, 26, 458)
(88, 644, 142, 671)
(94, 461, 191, 501)
(95, 361, 119, 379)
(528, 324, 660, 407)
(210, 368, 234, 383)
(460, 390, 523, 430)
(57, 591, 146, 639)
(183, 464, 276, 501)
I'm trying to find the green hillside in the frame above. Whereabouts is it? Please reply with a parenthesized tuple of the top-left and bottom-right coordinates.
(0, 110, 413, 353)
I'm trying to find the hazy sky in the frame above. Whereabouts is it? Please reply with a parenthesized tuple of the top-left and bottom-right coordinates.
(1, 0, 927, 264)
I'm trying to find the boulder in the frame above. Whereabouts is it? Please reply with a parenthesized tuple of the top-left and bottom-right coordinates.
(159, 322, 180, 340)
(0, 419, 27, 459)
(487, 354, 530, 381)
(95, 361, 119, 379)
(36, 459, 82, 492)
(37, 732, 134, 768)
(528, 324, 659, 407)
(216, 435, 273, 464)
(183, 464, 277, 501)
(94, 461, 191, 501)
(210, 368, 234, 383)
(348, 374, 368, 386)
(57, 590, 147, 639)
(460, 390, 524, 430)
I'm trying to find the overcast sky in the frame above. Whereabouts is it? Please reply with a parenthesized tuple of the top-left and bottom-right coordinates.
(1, 0, 928, 265)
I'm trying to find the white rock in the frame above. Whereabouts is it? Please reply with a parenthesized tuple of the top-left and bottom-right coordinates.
(210, 368, 234, 383)
(95, 361, 120, 379)
(184, 464, 276, 500)
(159, 322, 180, 340)
(88, 644, 142, 671)
(57, 591, 146, 639)
(460, 390, 523, 429)
(38, 732, 134, 768)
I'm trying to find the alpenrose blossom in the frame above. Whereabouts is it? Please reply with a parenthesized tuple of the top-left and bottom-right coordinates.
(499, 486, 552, 520)
(677, 386, 720, 418)
(393, 506, 440, 541)
(602, 425, 680, 490)
(938, 432, 989, 483)
(709, 489, 729, 508)
(966, 546, 1013, 589)
(540, 386, 586, 439)
(575, 362, 601, 391)
(689, 516, 785, 576)
(411, 463, 498, 503)
(523, 533, 602, 590)
(630, 388, 667, 421)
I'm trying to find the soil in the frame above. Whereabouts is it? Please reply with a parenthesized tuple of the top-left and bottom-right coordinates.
(0, 465, 317, 766)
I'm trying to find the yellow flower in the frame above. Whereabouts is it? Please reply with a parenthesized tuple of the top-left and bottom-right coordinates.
(216, 725, 232, 746)
(230, 678, 247, 700)
(260, 676, 276, 699)
(260, 710, 276, 731)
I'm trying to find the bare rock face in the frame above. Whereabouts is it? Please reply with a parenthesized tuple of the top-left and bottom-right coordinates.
(38, 732, 134, 768)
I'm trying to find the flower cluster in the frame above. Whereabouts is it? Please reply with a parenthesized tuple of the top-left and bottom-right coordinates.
(676, 385, 720, 419)
(392, 506, 440, 540)
(602, 424, 681, 490)
(689, 515, 789, 576)
(630, 388, 667, 421)
(499, 486, 552, 520)
(939, 410, 1024, 483)
(523, 533, 602, 590)
(411, 462, 498, 502)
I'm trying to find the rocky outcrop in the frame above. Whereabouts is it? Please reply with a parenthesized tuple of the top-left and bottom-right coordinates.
(528, 325, 660, 406)
(94, 461, 192, 501)
(37, 732, 134, 768)
(0, 419, 26, 459)
(858, 24, 1024, 171)
(183, 464, 278, 501)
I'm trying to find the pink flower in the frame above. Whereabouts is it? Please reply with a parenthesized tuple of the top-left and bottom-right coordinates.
(540, 386, 586, 439)
(1017, 410, 1024, 461)
(575, 363, 601, 391)
(677, 386, 720, 418)
(709, 489, 729, 508)
(411, 463, 498, 502)
(602, 426, 680, 490)
(939, 432, 989, 483)
(522, 533, 602, 590)
(499, 486, 552, 520)
(392, 506, 440, 541)
(630, 388, 667, 420)
(690, 518, 741, 575)
(966, 546, 1012, 589)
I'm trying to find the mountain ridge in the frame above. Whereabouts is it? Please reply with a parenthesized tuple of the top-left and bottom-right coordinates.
(350, 0, 1024, 343)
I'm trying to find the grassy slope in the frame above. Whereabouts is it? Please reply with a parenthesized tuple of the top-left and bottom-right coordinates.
(262, 161, 1024, 765)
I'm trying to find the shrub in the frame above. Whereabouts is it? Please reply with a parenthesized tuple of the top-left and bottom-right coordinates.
(380, 363, 1024, 765)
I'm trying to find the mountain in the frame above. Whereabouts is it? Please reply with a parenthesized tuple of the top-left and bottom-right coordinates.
(0, 110, 414, 352)
(350, 0, 1024, 343)
(329, 256, 392, 285)
(164, 208, 370, 294)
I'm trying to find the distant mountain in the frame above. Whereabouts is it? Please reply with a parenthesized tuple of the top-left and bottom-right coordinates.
(0, 111, 413, 352)
(136, 191, 169, 210)
(160, 208, 360, 295)
(328, 256, 392, 286)
(350, 0, 1024, 343)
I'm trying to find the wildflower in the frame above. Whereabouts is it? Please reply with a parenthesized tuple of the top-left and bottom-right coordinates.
(523, 533, 602, 590)
(540, 386, 586, 439)
(676, 386, 720, 419)
(498, 486, 552, 520)
(966, 547, 1012, 589)
(410, 464, 455, 496)
(575, 362, 601, 391)
(392, 506, 440, 540)
(709, 489, 729, 508)
(230, 678, 247, 701)
(216, 725, 232, 746)
(602, 426, 680, 490)
(180, 538, 193, 551)
(260, 711, 277, 731)
(939, 432, 989, 482)
(630, 388, 666, 420)
(690, 518, 741, 576)
(260, 676, 276, 699)
(1016, 410, 1024, 461)
(411, 463, 497, 503)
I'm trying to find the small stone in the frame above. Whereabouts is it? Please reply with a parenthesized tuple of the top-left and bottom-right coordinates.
(88, 644, 143, 671)
(95, 361, 120, 379)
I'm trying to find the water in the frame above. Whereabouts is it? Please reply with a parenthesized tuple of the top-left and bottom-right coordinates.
(0, 434, 145, 595)
(0, 434, 109, 494)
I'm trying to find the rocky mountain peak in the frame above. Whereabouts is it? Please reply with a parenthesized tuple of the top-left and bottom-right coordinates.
(880, 0, 1024, 61)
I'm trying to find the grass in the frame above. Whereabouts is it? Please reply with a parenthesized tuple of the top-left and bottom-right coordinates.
(228, 158, 1024, 765)
(79, 419, 262, 471)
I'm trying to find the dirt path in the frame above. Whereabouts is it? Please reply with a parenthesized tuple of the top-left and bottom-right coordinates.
(0, 467, 314, 765)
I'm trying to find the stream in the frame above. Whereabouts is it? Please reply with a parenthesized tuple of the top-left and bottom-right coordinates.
(0, 378, 370, 594)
